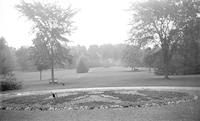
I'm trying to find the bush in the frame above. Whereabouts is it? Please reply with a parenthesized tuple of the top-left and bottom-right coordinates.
(0, 74, 22, 91)
(76, 56, 89, 73)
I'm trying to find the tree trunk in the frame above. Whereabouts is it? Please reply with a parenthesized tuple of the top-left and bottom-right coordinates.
(183, 52, 187, 75)
(149, 67, 151, 72)
(131, 67, 133, 71)
(162, 43, 170, 79)
(164, 61, 169, 79)
(194, 42, 199, 73)
(51, 44, 55, 83)
(40, 70, 42, 81)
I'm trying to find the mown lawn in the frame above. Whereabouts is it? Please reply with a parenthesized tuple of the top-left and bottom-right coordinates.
(13, 67, 200, 92)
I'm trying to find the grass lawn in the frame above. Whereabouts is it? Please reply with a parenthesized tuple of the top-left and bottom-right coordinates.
(12, 66, 200, 92)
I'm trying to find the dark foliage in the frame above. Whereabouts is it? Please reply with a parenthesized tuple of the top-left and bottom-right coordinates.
(0, 74, 22, 91)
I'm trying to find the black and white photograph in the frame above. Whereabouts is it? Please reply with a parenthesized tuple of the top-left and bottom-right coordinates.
(0, 0, 200, 120)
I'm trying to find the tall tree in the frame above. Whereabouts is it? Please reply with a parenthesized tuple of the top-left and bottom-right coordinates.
(16, 1, 76, 82)
(129, 0, 199, 79)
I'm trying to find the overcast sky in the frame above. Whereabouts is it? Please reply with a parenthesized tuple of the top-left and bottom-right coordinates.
(0, 0, 134, 49)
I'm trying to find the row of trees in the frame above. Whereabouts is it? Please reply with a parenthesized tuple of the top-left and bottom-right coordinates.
(69, 44, 125, 68)
(10, 44, 126, 71)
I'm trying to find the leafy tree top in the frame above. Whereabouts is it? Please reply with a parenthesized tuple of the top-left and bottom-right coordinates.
(16, 1, 76, 67)
(129, 0, 200, 47)
(16, 1, 77, 45)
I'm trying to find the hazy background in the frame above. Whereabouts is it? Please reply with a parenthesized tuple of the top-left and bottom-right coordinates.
(0, 0, 133, 49)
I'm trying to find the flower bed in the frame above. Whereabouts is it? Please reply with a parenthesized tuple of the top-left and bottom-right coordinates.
(1, 90, 197, 111)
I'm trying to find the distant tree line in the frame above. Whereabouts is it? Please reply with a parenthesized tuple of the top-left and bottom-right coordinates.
(9, 44, 127, 72)
(69, 44, 126, 68)
(7, 43, 148, 73)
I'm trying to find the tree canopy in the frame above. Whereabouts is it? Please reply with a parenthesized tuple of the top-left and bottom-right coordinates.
(129, 0, 200, 78)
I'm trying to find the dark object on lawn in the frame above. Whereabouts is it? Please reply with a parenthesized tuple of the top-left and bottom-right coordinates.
(49, 79, 58, 84)
(89, 106, 95, 110)
(52, 92, 57, 99)
(49, 79, 65, 86)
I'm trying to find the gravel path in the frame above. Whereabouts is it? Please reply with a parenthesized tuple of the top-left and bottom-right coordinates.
(1, 86, 200, 100)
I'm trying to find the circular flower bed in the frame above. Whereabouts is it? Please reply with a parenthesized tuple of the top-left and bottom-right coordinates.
(0, 90, 197, 111)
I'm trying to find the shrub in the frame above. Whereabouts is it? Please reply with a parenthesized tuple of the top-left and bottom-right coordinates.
(0, 74, 22, 91)
(76, 56, 89, 73)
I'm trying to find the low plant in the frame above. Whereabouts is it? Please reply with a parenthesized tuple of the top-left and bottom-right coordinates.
(0, 73, 22, 91)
